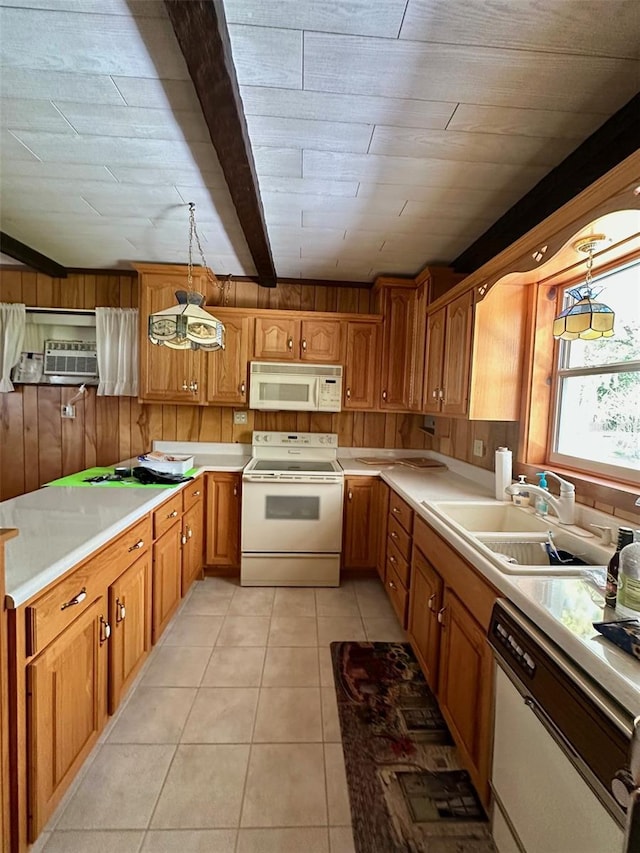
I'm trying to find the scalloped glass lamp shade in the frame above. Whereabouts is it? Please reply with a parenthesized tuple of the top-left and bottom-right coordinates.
(148, 291, 225, 351)
(553, 287, 615, 341)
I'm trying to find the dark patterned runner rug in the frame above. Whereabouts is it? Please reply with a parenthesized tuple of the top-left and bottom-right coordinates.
(331, 641, 496, 853)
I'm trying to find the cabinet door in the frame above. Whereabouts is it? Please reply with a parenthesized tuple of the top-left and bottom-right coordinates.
(152, 521, 182, 643)
(407, 550, 443, 691)
(441, 290, 472, 416)
(205, 473, 241, 568)
(344, 322, 379, 410)
(300, 319, 342, 362)
(182, 499, 204, 594)
(206, 310, 250, 405)
(253, 317, 299, 360)
(379, 287, 416, 410)
(342, 476, 377, 570)
(27, 597, 108, 838)
(423, 307, 445, 414)
(108, 552, 152, 714)
(437, 589, 493, 804)
(138, 270, 207, 403)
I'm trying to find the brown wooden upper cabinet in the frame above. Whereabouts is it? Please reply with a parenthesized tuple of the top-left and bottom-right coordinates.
(206, 308, 251, 406)
(136, 263, 210, 404)
(343, 320, 380, 410)
(253, 317, 342, 363)
(423, 281, 528, 420)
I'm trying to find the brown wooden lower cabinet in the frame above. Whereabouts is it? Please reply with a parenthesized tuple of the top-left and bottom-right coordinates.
(1, 530, 17, 853)
(375, 480, 389, 582)
(407, 546, 443, 691)
(152, 519, 182, 643)
(26, 597, 109, 839)
(108, 552, 152, 714)
(182, 497, 204, 593)
(205, 472, 241, 569)
(342, 475, 378, 570)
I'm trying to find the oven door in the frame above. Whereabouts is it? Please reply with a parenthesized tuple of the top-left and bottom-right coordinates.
(241, 479, 343, 553)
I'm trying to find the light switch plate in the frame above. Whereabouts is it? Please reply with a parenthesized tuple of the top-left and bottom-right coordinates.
(233, 410, 248, 425)
(473, 439, 484, 457)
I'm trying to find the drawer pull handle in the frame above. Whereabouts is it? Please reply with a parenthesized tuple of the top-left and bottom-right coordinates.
(61, 587, 87, 611)
(432, 388, 439, 399)
(100, 616, 111, 644)
(437, 607, 446, 626)
(181, 533, 187, 545)
(427, 593, 436, 613)
(240, 381, 246, 394)
(287, 338, 293, 350)
(182, 379, 188, 391)
(346, 387, 351, 399)
(348, 490, 353, 501)
(192, 379, 198, 393)
(389, 555, 396, 564)
(167, 509, 178, 518)
(187, 526, 193, 539)
(116, 598, 126, 623)
(382, 390, 387, 401)
(390, 531, 398, 539)
(301, 338, 307, 351)
(192, 489, 201, 497)
(392, 506, 401, 514)
(388, 581, 397, 591)
(128, 539, 144, 552)
(233, 484, 238, 497)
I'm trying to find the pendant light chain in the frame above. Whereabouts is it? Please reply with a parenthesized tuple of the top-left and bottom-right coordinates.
(187, 202, 230, 306)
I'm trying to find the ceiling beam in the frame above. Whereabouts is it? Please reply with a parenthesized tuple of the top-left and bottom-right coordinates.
(164, 0, 277, 288)
(0, 232, 67, 278)
(453, 92, 640, 274)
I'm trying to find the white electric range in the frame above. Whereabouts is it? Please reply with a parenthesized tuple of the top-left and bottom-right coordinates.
(241, 432, 344, 586)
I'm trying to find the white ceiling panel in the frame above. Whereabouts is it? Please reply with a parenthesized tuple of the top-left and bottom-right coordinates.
(0, 0, 635, 282)
(246, 115, 372, 153)
(0, 7, 189, 78)
(227, 25, 302, 89)
(303, 150, 548, 192)
(0, 67, 125, 104)
(399, 0, 640, 59)
(224, 0, 407, 38)
(369, 126, 578, 168)
(240, 85, 456, 130)
(1, 99, 76, 133)
(110, 76, 202, 111)
(252, 147, 302, 178)
(447, 104, 609, 140)
(257, 176, 358, 198)
(53, 102, 211, 142)
(302, 33, 640, 113)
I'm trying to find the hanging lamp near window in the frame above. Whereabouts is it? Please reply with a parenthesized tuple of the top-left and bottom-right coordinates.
(148, 203, 225, 351)
(552, 235, 615, 341)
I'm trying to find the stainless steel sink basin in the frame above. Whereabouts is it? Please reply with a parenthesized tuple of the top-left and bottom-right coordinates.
(423, 500, 612, 576)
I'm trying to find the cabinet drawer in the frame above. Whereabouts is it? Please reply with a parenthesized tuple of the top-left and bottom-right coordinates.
(387, 515, 411, 561)
(385, 563, 408, 627)
(386, 537, 409, 588)
(153, 492, 184, 539)
(182, 477, 204, 513)
(26, 568, 102, 658)
(388, 494, 413, 534)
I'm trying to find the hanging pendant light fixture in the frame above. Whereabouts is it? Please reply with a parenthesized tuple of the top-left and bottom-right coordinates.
(148, 202, 225, 351)
(552, 234, 615, 341)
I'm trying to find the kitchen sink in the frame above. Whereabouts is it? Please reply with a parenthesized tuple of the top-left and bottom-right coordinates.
(427, 501, 552, 533)
(423, 500, 612, 576)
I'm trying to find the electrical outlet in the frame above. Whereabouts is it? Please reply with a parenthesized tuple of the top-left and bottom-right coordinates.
(61, 404, 76, 419)
(473, 439, 484, 457)
(233, 410, 248, 425)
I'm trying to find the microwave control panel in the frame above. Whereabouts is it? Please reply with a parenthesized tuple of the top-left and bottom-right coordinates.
(319, 377, 342, 410)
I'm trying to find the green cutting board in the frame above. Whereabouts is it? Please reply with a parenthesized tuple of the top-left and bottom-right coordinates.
(45, 467, 198, 488)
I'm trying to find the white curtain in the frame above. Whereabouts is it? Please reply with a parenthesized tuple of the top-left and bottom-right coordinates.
(96, 307, 138, 396)
(0, 302, 26, 392)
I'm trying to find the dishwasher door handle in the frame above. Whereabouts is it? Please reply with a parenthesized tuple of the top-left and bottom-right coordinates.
(523, 695, 582, 767)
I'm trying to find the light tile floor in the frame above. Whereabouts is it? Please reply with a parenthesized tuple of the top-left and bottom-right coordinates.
(34, 575, 407, 853)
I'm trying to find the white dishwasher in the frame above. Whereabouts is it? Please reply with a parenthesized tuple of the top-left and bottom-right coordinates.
(488, 600, 635, 853)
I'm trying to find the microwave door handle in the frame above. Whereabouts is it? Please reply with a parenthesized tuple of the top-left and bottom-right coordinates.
(313, 379, 321, 408)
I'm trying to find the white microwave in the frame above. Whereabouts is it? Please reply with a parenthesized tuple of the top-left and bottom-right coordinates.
(249, 362, 342, 412)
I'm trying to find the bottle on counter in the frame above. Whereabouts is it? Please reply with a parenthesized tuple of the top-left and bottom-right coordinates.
(605, 526, 635, 608)
(534, 472, 549, 518)
(617, 531, 640, 611)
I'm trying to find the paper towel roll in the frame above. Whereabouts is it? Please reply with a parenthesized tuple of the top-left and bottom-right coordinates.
(495, 447, 512, 501)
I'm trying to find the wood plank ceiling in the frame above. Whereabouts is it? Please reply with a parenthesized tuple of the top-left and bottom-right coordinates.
(1, 0, 639, 283)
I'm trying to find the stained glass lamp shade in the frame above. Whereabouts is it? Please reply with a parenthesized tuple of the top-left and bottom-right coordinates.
(552, 285, 615, 341)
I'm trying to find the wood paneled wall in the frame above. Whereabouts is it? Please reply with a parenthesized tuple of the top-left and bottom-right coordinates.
(0, 267, 521, 502)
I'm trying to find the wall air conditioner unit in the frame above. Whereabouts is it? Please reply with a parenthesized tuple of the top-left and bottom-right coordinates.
(44, 340, 98, 377)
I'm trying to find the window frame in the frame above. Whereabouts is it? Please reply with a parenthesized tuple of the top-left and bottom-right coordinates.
(545, 254, 640, 486)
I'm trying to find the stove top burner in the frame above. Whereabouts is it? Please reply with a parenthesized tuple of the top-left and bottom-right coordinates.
(251, 460, 337, 473)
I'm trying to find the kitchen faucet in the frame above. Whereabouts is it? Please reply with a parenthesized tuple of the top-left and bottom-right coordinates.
(506, 471, 576, 525)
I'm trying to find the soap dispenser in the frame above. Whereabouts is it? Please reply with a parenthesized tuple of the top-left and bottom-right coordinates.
(512, 475, 529, 507)
(535, 473, 549, 517)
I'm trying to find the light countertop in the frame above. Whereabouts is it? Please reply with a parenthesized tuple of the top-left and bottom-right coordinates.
(2, 441, 638, 716)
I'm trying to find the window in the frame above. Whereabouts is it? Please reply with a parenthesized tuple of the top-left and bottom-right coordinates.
(549, 259, 640, 484)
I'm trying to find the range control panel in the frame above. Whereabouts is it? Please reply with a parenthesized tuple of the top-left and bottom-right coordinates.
(492, 618, 537, 678)
(252, 432, 338, 448)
